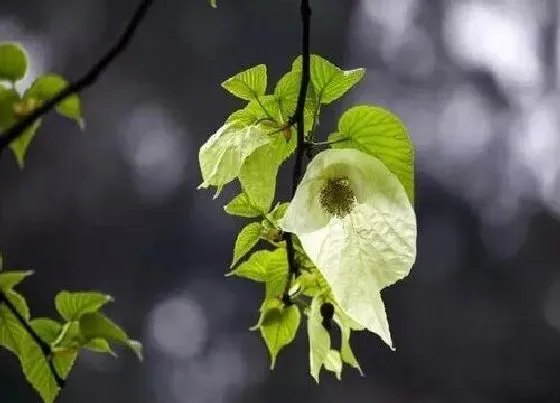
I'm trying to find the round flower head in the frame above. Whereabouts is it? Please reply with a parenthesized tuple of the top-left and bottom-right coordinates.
(280, 148, 416, 349)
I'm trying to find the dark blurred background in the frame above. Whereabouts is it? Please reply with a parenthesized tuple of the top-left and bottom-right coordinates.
(1, 0, 560, 402)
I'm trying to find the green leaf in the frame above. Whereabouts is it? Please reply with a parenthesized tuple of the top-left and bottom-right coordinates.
(198, 123, 271, 196)
(221, 64, 267, 101)
(79, 312, 143, 361)
(0, 290, 30, 353)
(0, 84, 19, 129)
(55, 290, 114, 322)
(231, 222, 262, 267)
(292, 54, 365, 105)
(227, 248, 288, 298)
(268, 202, 289, 223)
(224, 192, 263, 218)
(31, 318, 63, 344)
(83, 337, 116, 356)
(328, 105, 415, 203)
(0, 293, 63, 403)
(9, 118, 42, 168)
(0, 270, 33, 290)
(307, 295, 331, 382)
(227, 95, 283, 127)
(274, 70, 318, 133)
(0, 42, 28, 82)
(209, 0, 217, 7)
(259, 303, 300, 369)
(25, 74, 84, 128)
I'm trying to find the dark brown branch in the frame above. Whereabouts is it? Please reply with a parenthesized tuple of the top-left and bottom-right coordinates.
(282, 0, 311, 306)
(0, 0, 154, 155)
(0, 290, 65, 388)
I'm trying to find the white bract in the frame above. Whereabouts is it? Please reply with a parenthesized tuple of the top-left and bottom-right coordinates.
(280, 148, 416, 349)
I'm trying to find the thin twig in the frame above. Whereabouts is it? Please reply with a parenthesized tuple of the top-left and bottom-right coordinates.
(282, 0, 311, 306)
(0, 0, 154, 155)
(0, 290, 65, 387)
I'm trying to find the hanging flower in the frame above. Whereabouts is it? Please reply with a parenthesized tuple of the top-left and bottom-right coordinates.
(280, 148, 417, 349)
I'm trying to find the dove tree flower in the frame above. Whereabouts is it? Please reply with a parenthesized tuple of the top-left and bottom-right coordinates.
(280, 148, 417, 349)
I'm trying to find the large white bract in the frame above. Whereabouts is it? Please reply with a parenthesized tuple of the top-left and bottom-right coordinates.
(280, 148, 416, 349)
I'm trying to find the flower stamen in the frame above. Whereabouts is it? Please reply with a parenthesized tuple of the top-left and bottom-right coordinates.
(319, 176, 355, 218)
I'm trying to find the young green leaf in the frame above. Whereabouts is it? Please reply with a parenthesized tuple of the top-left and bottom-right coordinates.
(274, 70, 317, 132)
(292, 54, 365, 105)
(232, 222, 262, 267)
(83, 338, 116, 356)
(25, 74, 84, 128)
(328, 105, 415, 203)
(0, 84, 19, 129)
(227, 247, 288, 298)
(55, 291, 114, 322)
(31, 318, 63, 344)
(9, 118, 42, 168)
(0, 270, 34, 290)
(259, 303, 300, 369)
(79, 312, 143, 361)
(0, 42, 28, 82)
(209, 0, 217, 7)
(224, 192, 263, 218)
(307, 295, 331, 382)
(227, 95, 283, 127)
(198, 123, 271, 195)
(0, 290, 30, 353)
(221, 64, 267, 101)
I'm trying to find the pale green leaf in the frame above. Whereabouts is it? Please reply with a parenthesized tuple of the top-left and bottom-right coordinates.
(333, 311, 363, 375)
(231, 222, 262, 267)
(0, 270, 33, 290)
(198, 123, 271, 194)
(323, 350, 343, 380)
(280, 148, 417, 349)
(328, 105, 415, 203)
(307, 295, 331, 382)
(79, 312, 143, 361)
(0, 290, 30, 353)
(227, 248, 272, 281)
(224, 192, 263, 218)
(221, 64, 267, 101)
(209, 0, 217, 7)
(55, 290, 114, 322)
(0, 42, 28, 81)
(292, 54, 365, 105)
(260, 303, 300, 369)
(25, 74, 84, 127)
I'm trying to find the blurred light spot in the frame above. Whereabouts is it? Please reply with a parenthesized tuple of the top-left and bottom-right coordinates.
(510, 95, 560, 214)
(148, 295, 207, 360)
(120, 104, 188, 202)
(444, 2, 541, 89)
(168, 341, 250, 403)
(437, 85, 493, 162)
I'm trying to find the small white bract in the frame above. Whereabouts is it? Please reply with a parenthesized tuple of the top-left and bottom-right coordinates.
(280, 148, 417, 349)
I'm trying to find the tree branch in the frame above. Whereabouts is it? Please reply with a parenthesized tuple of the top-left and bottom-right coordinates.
(0, 290, 65, 388)
(282, 0, 311, 305)
(0, 0, 154, 155)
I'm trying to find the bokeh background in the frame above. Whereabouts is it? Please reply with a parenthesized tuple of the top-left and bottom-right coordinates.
(1, 0, 560, 402)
